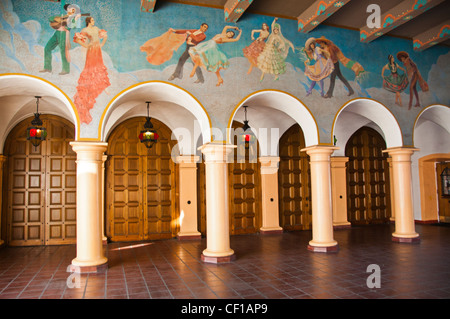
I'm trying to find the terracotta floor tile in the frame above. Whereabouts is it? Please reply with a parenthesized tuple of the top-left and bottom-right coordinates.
(1, 224, 450, 301)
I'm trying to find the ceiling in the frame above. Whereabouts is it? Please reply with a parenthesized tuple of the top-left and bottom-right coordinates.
(159, 0, 450, 48)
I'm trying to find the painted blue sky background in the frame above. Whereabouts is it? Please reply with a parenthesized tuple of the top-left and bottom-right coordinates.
(8, 0, 450, 91)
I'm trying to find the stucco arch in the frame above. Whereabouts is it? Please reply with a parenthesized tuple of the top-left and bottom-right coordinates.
(411, 104, 450, 221)
(332, 98, 403, 156)
(0, 74, 79, 153)
(99, 81, 212, 156)
(227, 90, 320, 156)
(413, 104, 450, 145)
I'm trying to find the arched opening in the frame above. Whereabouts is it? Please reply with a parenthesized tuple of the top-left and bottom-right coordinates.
(225, 90, 319, 234)
(345, 126, 391, 225)
(413, 105, 450, 223)
(332, 98, 403, 157)
(100, 81, 212, 153)
(278, 124, 311, 231)
(227, 90, 319, 150)
(3, 115, 76, 246)
(100, 82, 211, 242)
(0, 74, 79, 151)
(105, 117, 178, 242)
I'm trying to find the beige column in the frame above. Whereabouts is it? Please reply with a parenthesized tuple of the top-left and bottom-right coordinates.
(259, 156, 283, 234)
(330, 157, 351, 229)
(383, 147, 420, 243)
(387, 157, 395, 222)
(101, 154, 108, 244)
(176, 155, 201, 240)
(69, 142, 108, 273)
(0, 155, 6, 246)
(302, 145, 339, 252)
(198, 142, 236, 263)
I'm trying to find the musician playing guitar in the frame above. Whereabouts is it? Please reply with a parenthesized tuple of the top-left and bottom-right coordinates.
(40, 4, 87, 75)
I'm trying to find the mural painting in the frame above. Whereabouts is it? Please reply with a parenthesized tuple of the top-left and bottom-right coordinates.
(72, 16, 110, 123)
(0, 0, 449, 142)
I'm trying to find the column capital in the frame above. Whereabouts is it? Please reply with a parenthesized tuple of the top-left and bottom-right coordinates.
(0, 155, 7, 164)
(382, 147, 420, 156)
(175, 155, 200, 166)
(259, 156, 280, 175)
(330, 156, 349, 167)
(70, 141, 108, 161)
(302, 145, 339, 156)
(258, 156, 280, 164)
(198, 142, 236, 163)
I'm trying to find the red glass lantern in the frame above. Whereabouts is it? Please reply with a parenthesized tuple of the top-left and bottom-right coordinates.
(26, 96, 47, 148)
(241, 105, 255, 150)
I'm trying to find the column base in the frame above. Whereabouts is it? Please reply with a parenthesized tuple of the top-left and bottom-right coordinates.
(260, 227, 283, 235)
(392, 235, 420, 244)
(177, 233, 202, 241)
(333, 223, 351, 230)
(307, 243, 339, 253)
(201, 253, 236, 264)
(69, 261, 108, 274)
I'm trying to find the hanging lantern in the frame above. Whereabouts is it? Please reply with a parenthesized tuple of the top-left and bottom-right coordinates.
(26, 96, 47, 148)
(441, 167, 450, 196)
(240, 105, 255, 150)
(139, 101, 159, 149)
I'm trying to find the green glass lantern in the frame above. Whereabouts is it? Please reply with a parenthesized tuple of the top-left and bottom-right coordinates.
(26, 96, 47, 148)
(138, 101, 159, 149)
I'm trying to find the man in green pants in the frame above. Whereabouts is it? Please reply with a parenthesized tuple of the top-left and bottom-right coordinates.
(40, 4, 80, 75)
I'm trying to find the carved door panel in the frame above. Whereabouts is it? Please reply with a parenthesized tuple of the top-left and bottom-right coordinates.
(144, 136, 176, 240)
(7, 136, 45, 246)
(278, 124, 311, 231)
(45, 120, 77, 245)
(345, 127, 391, 225)
(108, 154, 143, 242)
(436, 162, 450, 223)
(227, 122, 261, 235)
(5, 115, 75, 246)
(106, 118, 177, 242)
(228, 145, 261, 235)
(197, 161, 206, 236)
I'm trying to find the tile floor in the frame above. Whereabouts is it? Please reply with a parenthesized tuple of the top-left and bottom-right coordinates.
(1, 223, 450, 300)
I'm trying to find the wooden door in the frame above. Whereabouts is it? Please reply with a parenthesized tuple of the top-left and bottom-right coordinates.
(4, 115, 76, 246)
(345, 127, 391, 225)
(278, 124, 311, 231)
(228, 122, 261, 235)
(197, 161, 206, 235)
(436, 162, 450, 223)
(106, 117, 178, 242)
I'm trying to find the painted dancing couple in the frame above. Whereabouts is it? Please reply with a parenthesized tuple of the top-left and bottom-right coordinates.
(141, 23, 242, 87)
(303, 37, 364, 98)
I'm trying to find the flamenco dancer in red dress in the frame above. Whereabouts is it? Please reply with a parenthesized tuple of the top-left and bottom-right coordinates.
(73, 17, 110, 124)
